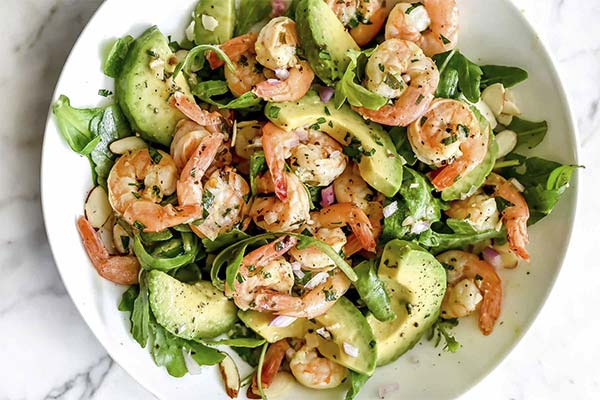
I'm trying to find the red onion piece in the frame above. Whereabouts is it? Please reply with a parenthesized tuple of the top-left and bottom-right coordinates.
(266, 78, 281, 86)
(343, 342, 359, 357)
(320, 185, 335, 208)
(382, 201, 398, 218)
(483, 247, 502, 268)
(271, 0, 287, 17)
(274, 68, 290, 80)
(293, 128, 308, 141)
(319, 86, 334, 103)
(269, 315, 297, 327)
(303, 271, 329, 290)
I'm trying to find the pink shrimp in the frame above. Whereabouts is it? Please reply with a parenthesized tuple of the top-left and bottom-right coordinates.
(253, 60, 314, 102)
(311, 203, 377, 252)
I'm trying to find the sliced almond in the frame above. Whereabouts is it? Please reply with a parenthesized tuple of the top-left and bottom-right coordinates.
(109, 136, 147, 155)
(472, 98, 497, 130)
(481, 83, 505, 116)
(219, 353, 240, 399)
(492, 241, 519, 269)
(496, 113, 513, 126)
(495, 129, 518, 159)
(98, 215, 116, 254)
(84, 186, 112, 228)
(113, 223, 132, 254)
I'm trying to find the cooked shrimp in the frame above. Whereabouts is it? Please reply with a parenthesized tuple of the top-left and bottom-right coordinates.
(206, 32, 259, 70)
(253, 60, 314, 102)
(326, 0, 387, 46)
(170, 120, 214, 170)
(333, 163, 376, 212)
(289, 333, 347, 389)
(76, 216, 140, 285)
(253, 269, 351, 319)
(441, 278, 483, 319)
(289, 130, 347, 187)
(107, 148, 178, 216)
(250, 171, 311, 233)
(385, 0, 458, 57)
(225, 51, 267, 97)
(249, 340, 291, 397)
(234, 120, 263, 159)
(261, 122, 302, 201)
(408, 98, 488, 190)
(351, 7, 388, 47)
(255, 17, 300, 70)
(311, 203, 377, 252)
(437, 250, 502, 335)
(483, 173, 530, 261)
(354, 39, 439, 126)
(190, 167, 250, 241)
(342, 201, 383, 257)
(445, 190, 500, 232)
(169, 91, 222, 130)
(225, 235, 298, 309)
(288, 227, 347, 270)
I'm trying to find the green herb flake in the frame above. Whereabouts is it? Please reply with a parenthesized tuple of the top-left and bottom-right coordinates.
(148, 147, 163, 164)
(268, 106, 281, 119)
(406, 2, 424, 14)
(440, 34, 451, 45)
(98, 89, 113, 97)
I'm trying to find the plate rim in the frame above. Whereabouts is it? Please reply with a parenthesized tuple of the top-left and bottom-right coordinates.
(40, 0, 581, 398)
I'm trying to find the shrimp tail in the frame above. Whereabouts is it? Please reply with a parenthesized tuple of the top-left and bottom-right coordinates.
(249, 340, 290, 397)
(169, 92, 222, 127)
(350, 8, 388, 46)
(76, 216, 140, 285)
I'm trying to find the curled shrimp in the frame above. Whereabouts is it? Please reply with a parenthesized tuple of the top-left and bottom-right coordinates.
(255, 17, 300, 70)
(445, 190, 500, 232)
(288, 227, 347, 271)
(233, 120, 264, 160)
(311, 203, 377, 252)
(326, 0, 387, 46)
(207, 32, 259, 70)
(483, 173, 530, 261)
(333, 163, 376, 212)
(408, 98, 488, 190)
(225, 235, 298, 310)
(76, 216, 140, 285)
(437, 250, 502, 335)
(342, 201, 383, 257)
(289, 334, 347, 389)
(170, 120, 214, 170)
(225, 50, 267, 98)
(385, 0, 459, 57)
(169, 91, 222, 129)
(252, 60, 314, 102)
(250, 171, 311, 233)
(354, 39, 439, 126)
(262, 122, 302, 201)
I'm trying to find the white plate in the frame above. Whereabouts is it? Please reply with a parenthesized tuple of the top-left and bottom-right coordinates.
(41, 0, 580, 399)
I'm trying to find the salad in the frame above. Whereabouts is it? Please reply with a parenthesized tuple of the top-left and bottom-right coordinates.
(52, 0, 578, 398)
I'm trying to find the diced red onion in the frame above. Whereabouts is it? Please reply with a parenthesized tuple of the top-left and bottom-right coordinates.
(319, 86, 335, 103)
(316, 327, 332, 340)
(303, 271, 329, 290)
(482, 247, 502, 269)
(343, 342, 359, 357)
(269, 315, 298, 327)
(509, 177, 525, 192)
(293, 128, 309, 141)
(274, 68, 290, 80)
(320, 185, 335, 208)
(410, 220, 431, 234)
(382, 201, 398, 218)
(266, 78, 281, 86)
(183, 350, 205, 375)
(290, 262, 305, 279)
(378, 383, 400, 399)
(271, 0, 287, 17)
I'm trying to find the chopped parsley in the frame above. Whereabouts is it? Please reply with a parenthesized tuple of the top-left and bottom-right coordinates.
(98, 89, 113, 97)
(267, 106, 280, 119)
(440, 34, 452, 45)
(148, 147, 163, 164)
(384, 73, 403, 90)
(323, 289, 337, 302)
(405, 2, 424, 14)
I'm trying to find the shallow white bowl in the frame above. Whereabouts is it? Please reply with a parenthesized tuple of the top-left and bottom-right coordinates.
(41, 0, 579, 399)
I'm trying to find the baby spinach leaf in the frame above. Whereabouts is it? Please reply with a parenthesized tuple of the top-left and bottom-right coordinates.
(345, 371, 370, 400)
(498, 155, 580, 224)
(334, 48, 387, 110)
(52, 95, 103, 155)
(353, 260, 395, 321)
(433, 50, 482, 103)
(235, 0, 272, 36)
(506, 117, 548, 151)
(103, 35, 135, 78)
(480, 65, 528, 89)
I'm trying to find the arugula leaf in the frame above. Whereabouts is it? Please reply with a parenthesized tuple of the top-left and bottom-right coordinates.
(202, 337, 266, 348)
(480, 65, 528, 89)
(193, 80, 229, 98)
(118, 285, 139, 312)
(131, 272, 150, 347)
(353, 260, 395, 321)
(175, 44, 236, 78)
(345, 371, 370, 400)
(52, 95, 103, 154)
(249, 150, 267, 196)
(505, 117, 548, 151)
(433, 50, 483, 103)
(428, 318, 460, 352)
(103, 35, 135, 78)
(140, 229, 174, 244)
(389, 127, 417, 166)
(499, 155, 580, 224)
(334, 48, 387, 110)
(133, 232, 199, 271)
(235, 0, 272, 36)
(202, 229, 251, 253)
(418, 227, 505, 254)
(150, 322, 188, 377)
(185, 340, 225, 366)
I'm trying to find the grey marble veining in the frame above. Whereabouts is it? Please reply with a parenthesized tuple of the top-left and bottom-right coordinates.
(0, 0, 598, 399)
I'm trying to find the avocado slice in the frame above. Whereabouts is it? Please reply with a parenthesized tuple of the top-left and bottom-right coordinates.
(193, 0, 236, 45)
(148, 270, 237, 340)
(239, 297, 377, 375)
(266, 92, 404, 197)
(116, 26, 194, 146)
(441, 108, 498, 201)
(367, 240, 446, 366)
(295, 0, 359, 85)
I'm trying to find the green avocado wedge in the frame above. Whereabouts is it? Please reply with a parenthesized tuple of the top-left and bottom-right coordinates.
(193, 0, 236, 44)
(295, 0, 359, 85)
(266, 92, 404, 197)
(367, 240, 447, 366)
(115, 26, 194, 146)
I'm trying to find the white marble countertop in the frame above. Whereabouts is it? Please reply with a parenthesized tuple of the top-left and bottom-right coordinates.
(0, 0, 597, 399)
